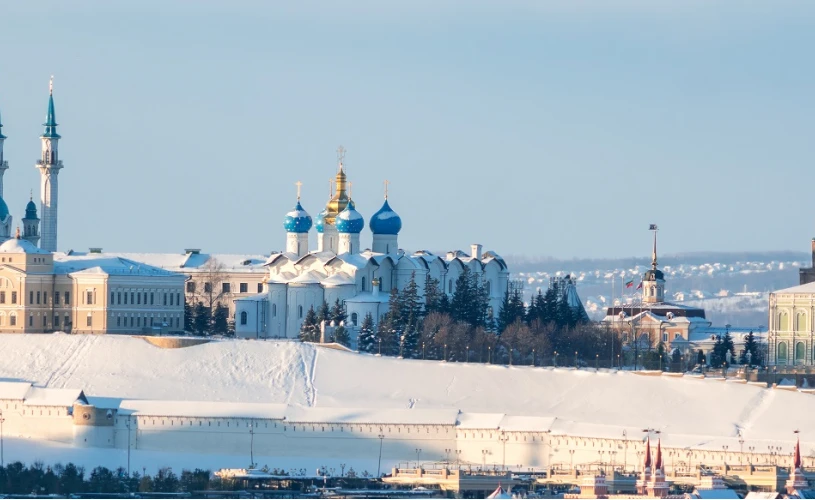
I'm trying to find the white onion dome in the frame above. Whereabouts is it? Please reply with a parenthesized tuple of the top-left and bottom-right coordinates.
(315, 208, 329, 234)
(0, 237, 49, 254)
(335, 200, 364, 234)
(369, 199, 402, 235)
(283, 201, 312, 233)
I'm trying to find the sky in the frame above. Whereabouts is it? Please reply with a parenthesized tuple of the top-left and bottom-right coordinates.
(1, 1, 813, 259)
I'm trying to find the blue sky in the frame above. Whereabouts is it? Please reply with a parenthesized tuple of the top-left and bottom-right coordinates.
(1, 1, 813, 259)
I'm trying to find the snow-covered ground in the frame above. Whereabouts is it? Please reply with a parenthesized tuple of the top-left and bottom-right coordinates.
(0, 334, 812, 448)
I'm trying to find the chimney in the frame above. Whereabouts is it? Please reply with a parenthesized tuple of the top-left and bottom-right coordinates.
(184, 248, 201, 255)
(89, 247, 102, 254)
(471, 243, 483, 260)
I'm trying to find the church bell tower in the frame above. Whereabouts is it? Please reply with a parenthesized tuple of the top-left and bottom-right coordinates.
(642, 224, 665, 304)
(37, 77, 63, 252)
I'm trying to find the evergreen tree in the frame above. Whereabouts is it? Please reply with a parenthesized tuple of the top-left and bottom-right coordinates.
(399, 273, 423, 357)
(450, 269, 473, 324)
(555, 293, 575, 329)
(193, 301, 209, 335)
(696, 349, 706, 367)
(330, 298, 347, 325)
(741, 331, 762, 366)
(298, 306, 320, 342)
(424, 276, 444, 315)
(357, 313, 377, 353)
(526, 290, 545, 324)
(212, 303, 229, 335)
(710, 336, 725, 367)
(316, 301, 330, 326)
(183, 300, 194, 332)
(542, 287, 559, 325)
(497, 289, 525, 334)
(721, 331, 736, 361)
(332, 325, 350, 347)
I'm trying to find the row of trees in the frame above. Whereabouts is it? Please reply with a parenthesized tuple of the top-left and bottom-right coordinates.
(299, 299, 351, 346)
(184, 301, 232, 336)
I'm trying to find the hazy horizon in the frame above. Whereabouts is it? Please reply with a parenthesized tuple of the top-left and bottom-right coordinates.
(2, 1, 814, 259)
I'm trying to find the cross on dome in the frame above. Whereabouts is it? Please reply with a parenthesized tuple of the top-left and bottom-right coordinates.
(295, 180, 303, 200)
(336, 145, 346, 170)
(384, 179, 389, 199)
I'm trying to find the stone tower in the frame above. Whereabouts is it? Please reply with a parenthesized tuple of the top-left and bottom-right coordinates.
(22, 195, 40, 247)
(642, 224, 665, 304)
(37, 78, 63, 252)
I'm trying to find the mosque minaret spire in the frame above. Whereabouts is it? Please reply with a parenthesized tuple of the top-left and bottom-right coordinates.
(0, 105, 8, 198)
(37, 76, 63, 251)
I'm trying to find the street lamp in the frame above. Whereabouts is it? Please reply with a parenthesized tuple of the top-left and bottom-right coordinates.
(340, 463, 346, 476)
(622, 430, 628, 472)
(125, 415, 132, 479)
(575, 351, 578, 368)
(445, 448, 452, 464)
(488, 346, 492, 364)
(0, 408, 5, 467)
(249, 420, 255, 468)
(444, 343, 448, 361)
(554, 351, 558, 367)
(499, 433, 509, 471)
(569, 449, 576, 470)
(422, 342, 426, 360)
(532, 348, 536, 367)
(595, 354, 599, 370)
(415, 448, 422, 466)
(377, 434, 385, 477)
(466, 345, 470, 363)
(482, 449, 490, 470)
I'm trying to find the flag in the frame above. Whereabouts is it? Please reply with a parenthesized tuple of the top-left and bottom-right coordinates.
(636, 282, 643, 290)
(625, 280, 634, 288)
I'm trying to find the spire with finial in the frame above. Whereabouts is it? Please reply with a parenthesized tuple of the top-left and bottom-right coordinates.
(650, 224, 658, 270)
(794, 430, 802, 470)
(0, 106, 6, 140)
(42, 75, 60, 139)
(644, 435, 652, 469)
(655, 438, 663, 471)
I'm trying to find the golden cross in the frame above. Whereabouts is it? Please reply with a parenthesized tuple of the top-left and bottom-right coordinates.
(295, 181, 302, 200)
(336, 145, 346, 163)
(329, 179, 333, 198)
(348, 181, 352, 199)
(384, 180, 390, 199)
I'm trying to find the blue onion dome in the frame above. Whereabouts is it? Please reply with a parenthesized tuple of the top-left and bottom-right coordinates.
(25, 198, 38, 219)
(369, 199, 402, 235)
(315, 208, 329, 234)
(283, 200, 312, 233)
(335, 200, 364, 234)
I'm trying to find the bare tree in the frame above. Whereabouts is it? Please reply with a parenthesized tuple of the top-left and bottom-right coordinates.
(186, 258, 229, 319)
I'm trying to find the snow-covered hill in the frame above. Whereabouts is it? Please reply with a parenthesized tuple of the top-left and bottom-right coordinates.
(0, 334, 812, 446)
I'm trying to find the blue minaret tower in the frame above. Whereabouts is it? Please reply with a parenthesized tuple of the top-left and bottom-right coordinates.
(0, 106, 8, 198)
(37, 77, 63, 252)
(22, 193, 40, 247)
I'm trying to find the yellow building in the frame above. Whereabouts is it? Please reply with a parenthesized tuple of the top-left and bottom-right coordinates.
(0, 236, 185, 334)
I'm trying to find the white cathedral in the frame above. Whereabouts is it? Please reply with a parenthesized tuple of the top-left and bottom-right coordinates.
(234, 154, 510, 341)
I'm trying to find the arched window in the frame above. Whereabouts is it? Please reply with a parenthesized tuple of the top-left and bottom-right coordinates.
(298, 305, 303, 318)
(796, 312, 808, 332)
(379, 279, 383, 291)
(796, 342, 806, 363)
(448, 279, 453, 294)
(778, 312, 789, 331)
(362, 277, 367, 292)
(272, 304, 277, 317)
(485, 281, 492, 296)
(351, 313, 358, 326)
(777, 342, 788, 365)
(240, 311, 248, 326)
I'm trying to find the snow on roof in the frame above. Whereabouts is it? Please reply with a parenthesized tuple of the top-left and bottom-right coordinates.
(80, 252, 270, 274)
(0, 238, 50, 254)
(773, 281, 815, 295)
(321, 273, 355, 286)
(54, 255, 184, 277)
(0, 381, 33, 400)
(118, 400, 288, 419)
(23, 387, 88, 407)
(284, 407, 460, 425)
(457, 412, 505, 429)
(499, 415, 556, 432)
(234, 293, 267, 303)
(688, 328, 767, 343)
(693, 488, 741, 499)
(329, 254, 371, 269)
(344, 292, 390, 304)
(290, 270, 327, 284)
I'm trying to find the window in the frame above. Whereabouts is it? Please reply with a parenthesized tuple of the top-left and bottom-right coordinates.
(163, 293, 167, 306)
(11, 291, 16, 304)
(796, 342, 806, 363)
(204, 282, 212, 293)
(176, 318, 180, 328)
(111, 292, 115, 304)
(117, 317, 121, 327)
(778, 312, 789, 331)
(64, 314, 69, 327)
(797, 312, 807, 332)
(36, 291, 41, 304)
(0, 291, 5, 304)
(116, 292, 120, 304)
(272, 304, 277, 317)
(64, 292, 70, 305)
(130, 316, 134, 327)
(351, 313, 358, 326)
(86, 291, 93, 305)
(186, 282, 195, 293)
(240, 311, 248, 325)
(29, 291, 33, 304)
(86, 315, 92, 327)
(486, 281, 492, 296)
(9, 315, 16, 326)
(55, 315, 60, 327)
(44, 292, 47, 304)
(362, 277, 367, 292)
(240, 283, 248, 293)
(43, 316, 47, 327)
(379, 280, 383, 291)
(137, 293, 141, 305)
(448, 279, 453, 293)
(176, 293, 181, 306)
(29, 315, 33, 326)
(222, 283, 231, 293)
(257, 283, 263, 293)
(150, 293, 154, 305)
(169, 293, 173, 306)
(137, 317, 141, 327)
(662, 333, 668, 342)
(55, 291, 60, 305)
(777, 342, 788, 364)
(298, 305, 303, 318)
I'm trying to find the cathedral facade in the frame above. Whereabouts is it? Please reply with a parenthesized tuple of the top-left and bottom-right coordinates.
(234, 155, 510, 341)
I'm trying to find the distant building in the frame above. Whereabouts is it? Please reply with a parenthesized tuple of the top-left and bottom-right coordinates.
(798, 239, 815, 285)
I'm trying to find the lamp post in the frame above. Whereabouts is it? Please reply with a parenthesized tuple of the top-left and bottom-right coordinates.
(444, 343, 448, 361)
(125, 415, 132, 479)
(574, 351, 578, 368)
(0, 408, 5, 467)
(569, 449, 576, 470)
(500, 433, 509, 471)
(445, 448, 452, 464)
(378, 338, 382, 356)
(532, 348, 536, 367)
(466, 345, 470, 363)
(422, 342, 425, 360)
(249, 420, 255, 468)
(482, 449, 490, 470)
(377, 434, 385, 477)
(415, 448, 422, 467)
(340, 463, 346, 476)
(488, 346, 492, 364)
(748, 446, 755, 465)
(622, 430, 628, 472)
(554, 351, 558, 367)
(595, 354, 599, 370)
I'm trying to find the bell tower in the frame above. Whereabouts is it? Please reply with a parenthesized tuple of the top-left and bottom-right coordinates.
(37, 77, 63, 252)
(642, 224, 665, 304)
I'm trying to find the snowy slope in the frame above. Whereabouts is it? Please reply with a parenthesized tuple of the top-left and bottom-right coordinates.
(0, 335, 810, 444)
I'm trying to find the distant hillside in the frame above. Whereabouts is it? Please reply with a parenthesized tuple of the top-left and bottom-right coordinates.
(507, 250, 810, 328)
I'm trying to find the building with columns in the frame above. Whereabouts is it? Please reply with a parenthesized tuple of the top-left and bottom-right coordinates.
(234, 151, 510, 341)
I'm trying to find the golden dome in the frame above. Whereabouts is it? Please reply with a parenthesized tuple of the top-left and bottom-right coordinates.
(324, 166, 350, 225)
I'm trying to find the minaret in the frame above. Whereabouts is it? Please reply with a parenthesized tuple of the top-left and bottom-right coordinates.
(0, 106, 8, 197)
(642, 224, 665, 304)
(36, 77, 63, 252)
(22, 193, 40, 247)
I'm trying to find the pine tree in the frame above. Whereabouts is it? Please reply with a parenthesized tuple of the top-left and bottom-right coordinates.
(316, 301, 330, 326)
(330, 299, 347, 326)
(450, 269, 473, 324)
(212, 303, 229, 335)
(711, 336, 725, 367)
(358, 313, 377, 353)
(183, 300, 194, 332)
(193, 301, 209, 335)
(721, 331, 736, 361)
(742, 331, 762, 366)
(555, 293, 575, 329)
(298, 306, 320, 342)
(332, 325, 350, 347)
(424, 276, 444, 315)
(542, 288, 559, 325)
